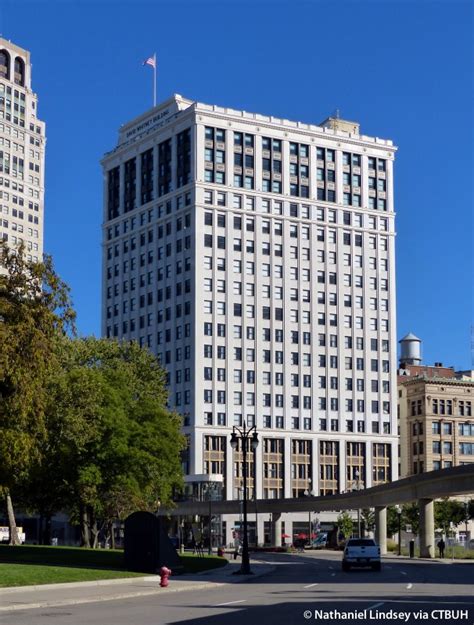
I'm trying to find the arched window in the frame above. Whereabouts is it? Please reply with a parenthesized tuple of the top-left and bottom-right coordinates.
(0, 50, 10, 80)
(14, 57, 25, 86)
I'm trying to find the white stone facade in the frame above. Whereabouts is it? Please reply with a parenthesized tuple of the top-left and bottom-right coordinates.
(102, 94, 398, 543)
(0, 38, 45, 264)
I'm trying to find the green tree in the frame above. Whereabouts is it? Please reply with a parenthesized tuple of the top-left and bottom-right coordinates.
(361, 508, 375, 536)
(36, 337, 185, 547)
(402, 502, 420, 536)
(337, 511, 354, 539)
(468, 500, 474, 519)
(0, 243, 74, 544)
(387, 506, 402, 537)
(435, 499, 467, 534)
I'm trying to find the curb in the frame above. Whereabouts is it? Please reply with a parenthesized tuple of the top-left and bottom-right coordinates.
(0, 581, 225, 612)
(382, 555, 474, 563)
(0, 576, 161, 594)
(0, 563, 275, 612)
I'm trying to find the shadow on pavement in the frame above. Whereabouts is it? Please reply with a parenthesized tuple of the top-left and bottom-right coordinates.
(159, 595, 474, 625)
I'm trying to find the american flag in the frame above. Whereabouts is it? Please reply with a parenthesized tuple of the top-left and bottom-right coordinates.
(143, 55, 156, 69)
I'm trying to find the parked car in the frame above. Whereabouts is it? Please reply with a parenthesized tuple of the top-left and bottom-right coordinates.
(312, 533, 328, 549)
(342, 538, 381, 571)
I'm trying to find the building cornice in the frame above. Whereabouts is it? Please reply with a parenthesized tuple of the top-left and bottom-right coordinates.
(400, 376, 474, 388)
(193, 103, 397, 155)
(103, 93, 397, 160)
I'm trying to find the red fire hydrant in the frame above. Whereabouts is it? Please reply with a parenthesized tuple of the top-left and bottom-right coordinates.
(159, 566, 172, 587)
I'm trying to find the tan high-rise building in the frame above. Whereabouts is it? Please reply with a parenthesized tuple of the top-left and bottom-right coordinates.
(0, 38, 45, 264)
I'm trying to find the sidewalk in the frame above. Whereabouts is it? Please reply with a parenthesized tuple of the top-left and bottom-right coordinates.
(0, 560, 274, 612)
(382, 553, 474, 563)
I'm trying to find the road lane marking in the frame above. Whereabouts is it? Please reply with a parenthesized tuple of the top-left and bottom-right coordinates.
(304, 583, 319, 588)
(406, 583, 413, 589)
(401, 571, 407, 575)
(331, 573, 336, 576)
(368, 603, 385, 610)
(216, 600, 247, 606)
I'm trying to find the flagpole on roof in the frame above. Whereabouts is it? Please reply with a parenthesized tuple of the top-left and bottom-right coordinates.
(143, 54, 157, 108)
(153, 52, 157, 107)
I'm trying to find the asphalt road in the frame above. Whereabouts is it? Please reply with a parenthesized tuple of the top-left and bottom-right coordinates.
(2, 551, 473, 625)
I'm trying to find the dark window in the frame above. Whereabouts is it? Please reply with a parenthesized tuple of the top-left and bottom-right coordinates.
(141, 148, 154, 204)
(158, 138, 172, 196)
(107, 167, 120, 220)
(0, 49, 10, 79)
(176, 128, 191, 188)
(14, 56, 25, 86)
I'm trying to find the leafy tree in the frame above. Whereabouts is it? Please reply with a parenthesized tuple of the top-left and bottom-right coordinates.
(37, 337, 185, 547)
(387, 506, 403, 537)
(468, 500, 474, 519)
(0, 242, 74, 544)
(435, 498, 467, 534)
(402, 502, 420, 536)
(337, 511, 354, 539)
(361, 508, 375, 536)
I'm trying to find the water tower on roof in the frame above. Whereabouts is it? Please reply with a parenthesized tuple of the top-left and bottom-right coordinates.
(399, 333, 422, 367)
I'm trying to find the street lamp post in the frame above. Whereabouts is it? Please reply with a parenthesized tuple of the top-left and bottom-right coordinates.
(304, 478, 314, 549)
(230, 422, 259, 575)
(207, 485, 212, 556)
(353, 470, 364, 538)
(395, 504, 402, 556)
(464, 499, 470, 552)
(203, 481, 221, 555)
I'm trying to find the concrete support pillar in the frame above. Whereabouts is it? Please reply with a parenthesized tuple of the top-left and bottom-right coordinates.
(375, 506, 387, 555)
(272, 512, 282, 547)
(419, 498, 435, 558)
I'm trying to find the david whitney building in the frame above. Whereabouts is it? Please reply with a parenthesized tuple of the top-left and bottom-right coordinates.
(101, 94, 398, 543)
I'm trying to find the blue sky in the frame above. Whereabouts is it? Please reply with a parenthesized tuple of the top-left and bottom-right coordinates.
(1, 0, 472, 369)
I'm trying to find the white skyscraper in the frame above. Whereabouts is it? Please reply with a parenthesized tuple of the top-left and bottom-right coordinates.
(0, 39, 45, 263)
(102, 94, 398, 542)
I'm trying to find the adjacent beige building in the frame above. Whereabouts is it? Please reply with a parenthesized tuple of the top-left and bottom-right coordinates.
(399, 374, 474, 477)
(398, 335, 473, 542)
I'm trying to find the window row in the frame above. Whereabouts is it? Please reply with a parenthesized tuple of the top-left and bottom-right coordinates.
(204, 189, 391, 220)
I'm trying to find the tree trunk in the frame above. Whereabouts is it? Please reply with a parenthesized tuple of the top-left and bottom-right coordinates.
(90, 507, 99, 549)
(80, 503, 90, 548)
(38, 513, 44, 545)
(6, 492, 20, 545)
(110, 522, 116, 550)
(44, 514, 52, 545)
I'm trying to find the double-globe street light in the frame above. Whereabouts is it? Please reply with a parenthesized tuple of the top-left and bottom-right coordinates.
(230, 422, 259, 575)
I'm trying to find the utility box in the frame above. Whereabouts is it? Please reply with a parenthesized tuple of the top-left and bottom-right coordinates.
(124, 511, 182, 574)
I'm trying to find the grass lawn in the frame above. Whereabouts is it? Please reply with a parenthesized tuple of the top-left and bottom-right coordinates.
(388, 545, 474, 559)
(0, 544, 124, 569)
(179, 553, 228, 574)
(0, 563, 145, 588)
(0, 545, 228, 586)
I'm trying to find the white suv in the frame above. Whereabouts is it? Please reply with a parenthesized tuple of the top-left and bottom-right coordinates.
(342, 538, 381, 571)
